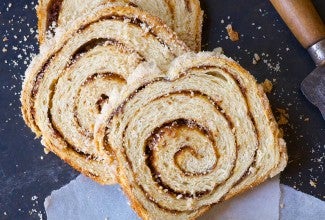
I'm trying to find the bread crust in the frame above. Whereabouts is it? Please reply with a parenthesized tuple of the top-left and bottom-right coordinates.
(36, 0, 47, 44)
(36, 0, 203, 51)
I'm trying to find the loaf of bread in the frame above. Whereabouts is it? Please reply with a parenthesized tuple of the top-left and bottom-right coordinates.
(94, 52, 287, 219)
(21, 5, 190, 184)
(37, 0, 203, 51)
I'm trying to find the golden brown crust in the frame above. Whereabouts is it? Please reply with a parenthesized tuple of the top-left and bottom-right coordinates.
(189, 0, 203, 51)
(221, 59, 287, 200)
(117, 166, 211, 220)
(226, 24, 239, 42)
(36, 0, 46, 44)
(196, 11, 203, 51)
(36, 0, 203, 50)
(117, 167, 149, 220)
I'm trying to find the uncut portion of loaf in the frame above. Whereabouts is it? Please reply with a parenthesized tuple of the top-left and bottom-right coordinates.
(21, 5, 189, 184)
(37, 0, 203, 51)
(94, 52, 287, 219)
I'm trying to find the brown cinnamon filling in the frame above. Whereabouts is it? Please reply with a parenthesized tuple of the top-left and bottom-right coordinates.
(116, 91, 235, 202)
(30, 37, 112, 128)
(70, 38, 111, 62)
(187, 65, 220, 72)
(31, 12, 173, 128)
(81, 72, 126, 87)
(127, 2, 138, 8)
(47, 111, 98, 161)
(184, 0, 192, 12)
(121, 93, 236, 212)
(165, 0, 175, 28)
(47, 39, 117, 143)
(105, 67, 261, 212)
(30, 55, 56, 132)
(196, 66, 260, 189)
(79, 15, 173, 51)
(96, 94, 110, 112)
(146, 118, 218, 173)
(32, 36, 137, 155)
(32, 12, 169, 109)
(228, 73, 260, 187)
(73, 72, 126, 138)
(31, 56, 54, 98)
(46, 0, 64, 33)
(144, 119, 218, 198)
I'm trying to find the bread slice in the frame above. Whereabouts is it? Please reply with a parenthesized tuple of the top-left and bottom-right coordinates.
(21, 5, 190, 184)
(37, 0, 203, 51)
(94, 51, 287, 219)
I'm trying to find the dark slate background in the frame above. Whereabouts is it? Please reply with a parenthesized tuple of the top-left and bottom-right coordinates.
(0, 0, 324, 219)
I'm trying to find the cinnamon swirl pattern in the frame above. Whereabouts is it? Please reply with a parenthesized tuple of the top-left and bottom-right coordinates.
(95, 52, 287, 219)
(21, 6, 189, 184)
(37, 0, 203, 51)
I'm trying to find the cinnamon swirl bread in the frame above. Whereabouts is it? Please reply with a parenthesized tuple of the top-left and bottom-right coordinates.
(94, 52, 287, 219)
(37, 0, 203, 51)
(21, 5, 189, 184)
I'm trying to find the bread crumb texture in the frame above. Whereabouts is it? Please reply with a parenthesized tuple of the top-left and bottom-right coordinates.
(261, 79, 273, 93)
(226, 24, 239, 42)
(276, 108, 289, 125)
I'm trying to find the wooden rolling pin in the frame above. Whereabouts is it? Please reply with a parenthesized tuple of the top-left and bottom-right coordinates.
(270, 0, 325, 49)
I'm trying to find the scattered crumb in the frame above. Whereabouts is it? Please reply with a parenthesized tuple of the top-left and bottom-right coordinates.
(40, 156, 44, 160)
(226, 24, 239, 42)
(31, 195, 38, 201)
(44, 148, 50, 154)
(304, 118, 309, 122)
(252, 53, 261, 64)
(309, 180, 317, 188)
(220, 19, 224, 24)
(212, 47, 224, 55)
(276, 108, 289, 125)
(3, 212, 7, 216)
(280, 203, 284, 209)
(261, 79, 273, 93)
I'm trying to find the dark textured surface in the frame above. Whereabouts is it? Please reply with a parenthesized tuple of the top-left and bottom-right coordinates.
(0, 0, 324, 219)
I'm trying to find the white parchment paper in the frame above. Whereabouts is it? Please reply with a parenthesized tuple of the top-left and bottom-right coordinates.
(44, 175, 138, 220)
(280, 184, 325, 220)
(45, 175, 290, 220)
(200, 176, 280, 220)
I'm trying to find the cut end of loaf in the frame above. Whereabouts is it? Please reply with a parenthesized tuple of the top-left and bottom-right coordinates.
(22, 4, 191, 185)
(94, 51, 287, 219)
